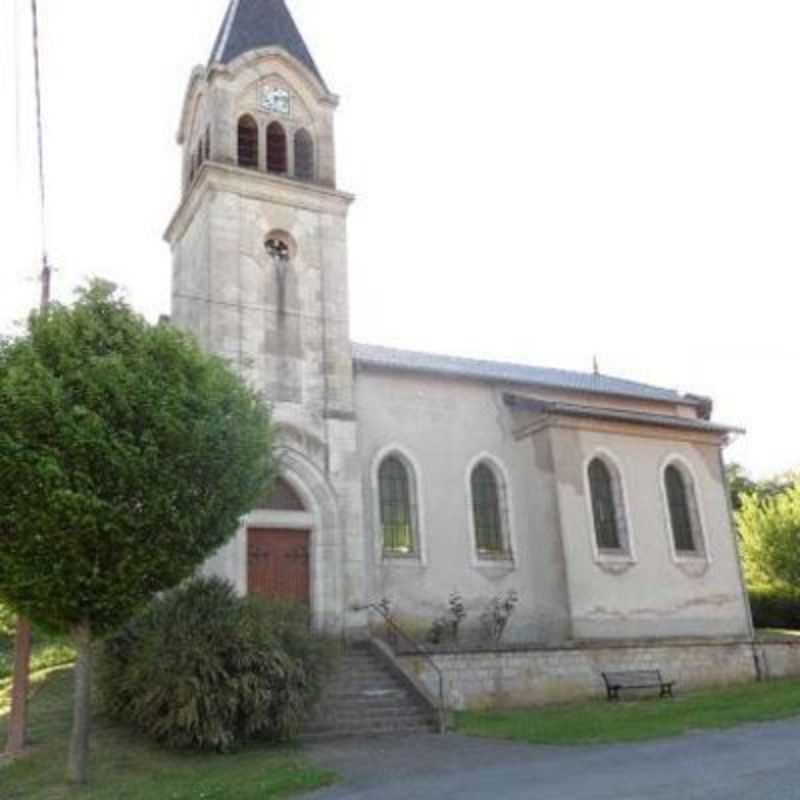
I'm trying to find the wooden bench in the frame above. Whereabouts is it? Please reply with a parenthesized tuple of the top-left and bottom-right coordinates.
(601, 670, 675, 701)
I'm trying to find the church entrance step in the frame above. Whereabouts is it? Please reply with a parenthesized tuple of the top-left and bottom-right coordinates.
(303, 641, 437, 740)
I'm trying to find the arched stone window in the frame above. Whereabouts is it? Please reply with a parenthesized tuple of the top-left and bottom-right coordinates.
(588, 457, 628, 553)
(267, 122, 288, 174)
(378, 456, 416, 556)
(470, 462, 508, 557)
(664, 463, 703, 555)
(294, 129, 314, 181)
(237, 114, 258, 168)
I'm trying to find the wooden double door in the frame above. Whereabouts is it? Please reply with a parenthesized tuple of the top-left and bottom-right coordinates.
(247, 529, 310, 606)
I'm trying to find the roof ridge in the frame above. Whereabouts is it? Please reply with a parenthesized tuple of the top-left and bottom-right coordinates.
(351, 342, 695, 406)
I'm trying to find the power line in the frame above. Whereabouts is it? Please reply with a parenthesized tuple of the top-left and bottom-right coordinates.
(13, 0, 23, 187)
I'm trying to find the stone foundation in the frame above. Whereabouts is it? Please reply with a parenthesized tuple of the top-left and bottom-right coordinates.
(397, 639, 800, 711)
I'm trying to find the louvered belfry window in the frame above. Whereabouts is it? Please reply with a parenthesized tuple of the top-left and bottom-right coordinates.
(267, 122, 288, 174)
(379, 457, 415, 556)
(666, 465, 696, 552)
(472, 464, 504, 554)
(589, 458, 622, 550)
(294, 128, 314, 181)
(237, 115, 258, 168)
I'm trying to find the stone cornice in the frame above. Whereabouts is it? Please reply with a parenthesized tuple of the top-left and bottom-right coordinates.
(164, 162, 355, 244)
(209, 47, 337, 106)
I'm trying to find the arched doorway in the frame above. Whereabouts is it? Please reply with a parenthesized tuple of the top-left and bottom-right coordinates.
(247, 478, 311, 605)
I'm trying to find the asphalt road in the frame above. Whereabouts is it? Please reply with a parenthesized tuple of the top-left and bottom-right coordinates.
(305, 719, 800, 799)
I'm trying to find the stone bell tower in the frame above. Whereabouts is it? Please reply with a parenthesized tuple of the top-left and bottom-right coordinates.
(165, 0, 365, 635)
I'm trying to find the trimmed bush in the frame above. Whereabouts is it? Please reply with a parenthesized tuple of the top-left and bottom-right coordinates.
(246, 597, 337, 710)
(749, 585, 800, 630)
(99, 577, 335, 752)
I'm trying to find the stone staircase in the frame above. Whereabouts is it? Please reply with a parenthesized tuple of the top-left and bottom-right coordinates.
(304, 642, 437, 739)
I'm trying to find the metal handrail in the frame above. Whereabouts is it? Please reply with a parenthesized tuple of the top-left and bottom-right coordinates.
(357, 602, 447, 734)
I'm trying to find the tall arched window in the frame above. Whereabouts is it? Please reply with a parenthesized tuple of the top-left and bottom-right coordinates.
(237, 115, 258, 168)
(294, 129, 314, 181)
(471, 463, 504, 555)
(588, 458, 624, 551)
(267, 122, 288, 174)
(665, 464, 700, 554)
(379, 456, 415, 556)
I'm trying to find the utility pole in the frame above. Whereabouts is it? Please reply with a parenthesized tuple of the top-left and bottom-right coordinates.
(5, 259, 51, 761)
(6, 0, 51, 758)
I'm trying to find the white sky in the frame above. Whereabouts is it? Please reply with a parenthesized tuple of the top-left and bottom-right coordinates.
(1, 0, 798, 480)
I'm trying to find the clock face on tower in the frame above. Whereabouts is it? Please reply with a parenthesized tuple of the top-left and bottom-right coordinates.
(261, 87, 291, 115)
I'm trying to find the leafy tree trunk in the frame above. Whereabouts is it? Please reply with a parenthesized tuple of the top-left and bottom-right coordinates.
(5, 617, 32, 756)
(67, 622, 92, 785)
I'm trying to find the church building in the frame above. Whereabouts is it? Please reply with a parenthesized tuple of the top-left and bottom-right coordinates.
(165, 0, 753, 651)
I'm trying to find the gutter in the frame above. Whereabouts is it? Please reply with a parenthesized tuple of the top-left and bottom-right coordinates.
(503, 394, 746, 438)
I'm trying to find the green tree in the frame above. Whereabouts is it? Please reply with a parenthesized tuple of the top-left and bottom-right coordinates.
(0, 282, 274, 784)
(726, 462, 795, 513)
(738, 482, 800, 588)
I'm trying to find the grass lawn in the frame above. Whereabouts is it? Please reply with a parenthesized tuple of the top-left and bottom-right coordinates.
(0, 636, 75, 689)
(0, 667, 337, 800)
(457, 678, 800, 746)
(755, 628, 800, 641)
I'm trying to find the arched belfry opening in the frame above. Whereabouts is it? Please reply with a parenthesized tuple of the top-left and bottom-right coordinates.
(237, 114, 259, 168)
(294, 129, 314, 181)
(267, 122, 288, 174)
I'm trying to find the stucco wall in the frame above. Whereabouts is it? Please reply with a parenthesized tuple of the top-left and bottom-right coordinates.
(549, 426, 751, 639)
(355, 368, 750, 645)
(355, 369, 573, 645)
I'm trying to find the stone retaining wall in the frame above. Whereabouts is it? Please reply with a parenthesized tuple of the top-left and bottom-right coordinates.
(397, 639, 800, 710)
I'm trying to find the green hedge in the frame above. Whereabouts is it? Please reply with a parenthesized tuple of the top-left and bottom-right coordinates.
(749, 586, 800, 630)
(99, 578, 337, 752)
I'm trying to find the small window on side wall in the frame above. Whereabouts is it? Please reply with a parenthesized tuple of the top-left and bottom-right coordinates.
(588, 457, 628, 553)
(471, 463, 508, 558)
(665, 463, 703, 555)
(378, 456, 416, 556)
(237, 115, 258, 168)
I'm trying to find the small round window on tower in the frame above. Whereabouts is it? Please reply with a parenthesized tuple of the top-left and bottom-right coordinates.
(265, 237, 290, 261)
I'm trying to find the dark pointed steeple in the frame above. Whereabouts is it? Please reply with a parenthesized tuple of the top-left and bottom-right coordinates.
(210, 0, 326, 88)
